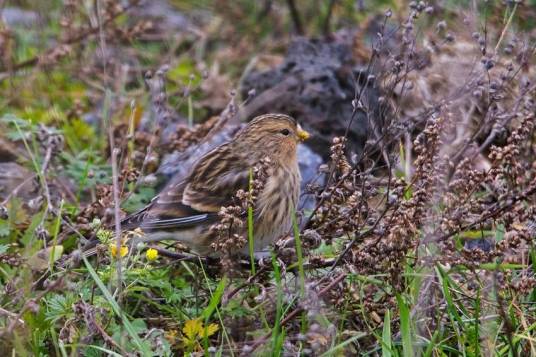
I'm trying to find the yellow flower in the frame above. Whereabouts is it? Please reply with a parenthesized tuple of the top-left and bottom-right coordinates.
(110, 244, 128, 258)
(146, 248, 158, 261)
(182, 318, 219, 351)
(183, 319, 203, 341)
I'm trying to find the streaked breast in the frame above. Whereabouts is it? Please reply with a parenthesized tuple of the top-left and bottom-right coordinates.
(254, 165, 300, 249)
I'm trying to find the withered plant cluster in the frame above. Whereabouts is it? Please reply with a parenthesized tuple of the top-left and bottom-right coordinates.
(210, 156, 271, 271)
(1, 0, 148, 82)
(294, 3, 536, 353)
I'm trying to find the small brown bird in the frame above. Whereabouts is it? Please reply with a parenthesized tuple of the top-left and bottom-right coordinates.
(122, 114, 309, 256)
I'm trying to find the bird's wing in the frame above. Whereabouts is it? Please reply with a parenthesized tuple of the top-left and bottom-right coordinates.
(119, 178, 214, 231)
(120, 144, 251, 231)
(182, 144, 252, 212)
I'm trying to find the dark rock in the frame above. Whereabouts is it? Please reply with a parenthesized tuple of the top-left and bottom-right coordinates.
(130, 0, 203, 36)
(297, 144, 324, 210)
(0, 137, 22, 162)
(0, 162, 36, 201)
(240, 36, 387, 159)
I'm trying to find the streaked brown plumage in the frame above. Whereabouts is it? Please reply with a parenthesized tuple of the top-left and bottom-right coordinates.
(122, 113, 309, 256)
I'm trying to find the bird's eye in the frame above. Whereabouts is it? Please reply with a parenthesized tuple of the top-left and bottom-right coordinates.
(280, 129, 290, 136)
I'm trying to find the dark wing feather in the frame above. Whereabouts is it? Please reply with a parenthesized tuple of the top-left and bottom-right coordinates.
(140, 213, 216, 230)
(120, 143, 251, 232)
(182, 144, 251, 211)
(120, 180, 208, 231)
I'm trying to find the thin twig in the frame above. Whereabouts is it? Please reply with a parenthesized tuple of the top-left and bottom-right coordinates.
(0, 1, 139, 77)
(322, 0, 337, 36)
(248, 272, 347, 353)
(426, 181, 536, 244)
(0, 278, 63, 338)
(109, 145, 123, 293)
(285, 0, 304, 35)
(494, 3, 517, 54)
(40, 145, 54, 222)
(94, 317, 129, 355)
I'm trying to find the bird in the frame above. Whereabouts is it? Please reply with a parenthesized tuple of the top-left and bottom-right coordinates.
(121, 113, 309, 256)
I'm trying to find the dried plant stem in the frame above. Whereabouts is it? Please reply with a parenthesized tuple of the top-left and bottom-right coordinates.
(40, 145, 54, 221)
(285, 0, 304, 35)
(0, 1, 139, 78)
(0, 175, 35, 206)
(94, 318, 128, 355)
(109, 144, 123, 295)
(322, 0, 337, 36)
(428, 180, 536, 244)
(494, 3, 517, 53)
(248, 272, 347, 353)
(0, 278, 63, 338)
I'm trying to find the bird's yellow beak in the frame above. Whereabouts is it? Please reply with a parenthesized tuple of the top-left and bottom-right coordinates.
(297, 124, 310, 141)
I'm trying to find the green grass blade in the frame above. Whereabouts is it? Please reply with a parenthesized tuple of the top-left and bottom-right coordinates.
(320, 332, 367, 356)
(65, 344, 124, 357)
(382, 309, 392, 357)
(197, 258, 234, 356)
(48, 199, 64, 272)
(188, 95, 194, 128)
(435, 265, 464, 325)
(202, 275, 227, 320)
(396, 294, 413, 357)
(248, 168, 255, 275)
(292, 211, 305, 298)
(271, 250, 284, 356)
(435, 265, 465, 353)
(82, 255, 149, 354)
(202, 276, 227, 354)
(472, 288, 481, 356)
(423, 329, 440, 357)
(12, 119, 41, 177)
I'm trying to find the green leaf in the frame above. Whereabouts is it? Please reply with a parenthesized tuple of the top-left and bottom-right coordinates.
(27, 245, 64, 271)
(21, 210, 45, 247)
(130, 318, 148, 335)
(495, 223, 505, 241)
(45, 294, 76, 323)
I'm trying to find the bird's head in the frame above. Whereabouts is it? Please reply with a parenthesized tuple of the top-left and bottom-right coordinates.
(234, 114, 309, 165)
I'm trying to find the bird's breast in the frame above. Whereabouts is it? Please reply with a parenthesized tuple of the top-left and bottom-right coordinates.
(254, 165, 301, 249)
